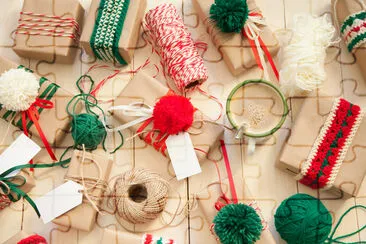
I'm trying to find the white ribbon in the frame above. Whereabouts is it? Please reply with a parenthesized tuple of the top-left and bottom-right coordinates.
(103, 102, 153, 132)
(244, 14, 270, 80)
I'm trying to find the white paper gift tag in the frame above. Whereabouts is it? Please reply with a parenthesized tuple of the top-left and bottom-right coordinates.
(0, 133, 41, 176)
(166, 132, 201, 180)
(34, 181, 83, 223)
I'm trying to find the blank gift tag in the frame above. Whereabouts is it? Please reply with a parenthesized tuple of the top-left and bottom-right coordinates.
(0, 133, 41, 177)
(34, 181, 83, 223)
(166, 132, 201, 180)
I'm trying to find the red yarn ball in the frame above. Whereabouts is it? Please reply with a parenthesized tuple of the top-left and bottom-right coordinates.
(152, 95, 194, 135)
(18, 235, 47, 244)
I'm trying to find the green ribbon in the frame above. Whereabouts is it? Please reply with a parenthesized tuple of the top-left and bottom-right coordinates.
(0, 159, 71, 217)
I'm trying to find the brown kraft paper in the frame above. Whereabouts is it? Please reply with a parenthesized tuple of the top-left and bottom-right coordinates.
(101, 229, 142, 244)
(192, 0, 280, 76)
(332, 0, 366, 81)
(196, 173, 276, 244)
(112, 71, 224, 162)
(80, 0, 147, 64)
(278, 97, 366, 197)
(52, 150, 113, 231)
(3, 231, 32, 244)
(0, 56, 77, 148)
(13, 0, 84, 64)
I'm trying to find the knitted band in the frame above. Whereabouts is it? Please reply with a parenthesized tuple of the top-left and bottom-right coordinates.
(299, 98, 363, 189)
(90, 0, 130, 64)
(341, 10, 366, 52)
(142, 234, 175, 244)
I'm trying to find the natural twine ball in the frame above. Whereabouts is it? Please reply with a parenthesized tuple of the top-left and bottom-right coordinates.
(274, 193, 332, 244)
(112, 169, 169, 224)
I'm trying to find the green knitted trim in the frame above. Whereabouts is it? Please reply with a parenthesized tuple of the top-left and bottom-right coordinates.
(347, 31, 366, 52)
(90, 0, 129, 64)
(341, 11, 366, 34)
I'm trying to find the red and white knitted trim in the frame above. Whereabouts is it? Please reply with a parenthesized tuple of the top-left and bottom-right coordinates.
(299, 98, 363, 189)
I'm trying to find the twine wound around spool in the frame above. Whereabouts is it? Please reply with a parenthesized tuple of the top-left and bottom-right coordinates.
(110, 169, 169, 224)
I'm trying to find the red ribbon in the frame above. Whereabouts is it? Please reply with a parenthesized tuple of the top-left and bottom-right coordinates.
(215, 140, 238, 211)
(21, 98, 57, 171)
(242, 12, 279, 81)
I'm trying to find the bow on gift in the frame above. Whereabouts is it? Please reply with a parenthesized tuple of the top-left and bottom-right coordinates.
(0, 159, 70, 217)
(210, 0, 279, 80)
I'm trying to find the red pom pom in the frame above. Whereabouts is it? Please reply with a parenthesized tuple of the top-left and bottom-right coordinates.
(18, 234, 47, 244)
(153, 95, 194, 135)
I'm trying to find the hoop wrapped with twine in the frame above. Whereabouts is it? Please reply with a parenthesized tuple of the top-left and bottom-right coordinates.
(110, 169, 169, 224)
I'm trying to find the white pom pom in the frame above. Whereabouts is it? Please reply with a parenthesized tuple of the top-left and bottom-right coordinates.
(0, 69, 40, 111)
(279, 14, 335, 97)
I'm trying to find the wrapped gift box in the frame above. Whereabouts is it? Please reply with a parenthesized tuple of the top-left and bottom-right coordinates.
(4, 231, 32, 244)
(13, 0, 84, 64)
(0, 56, 77, 147)
(102, 230, 175, 244)
(278, 97, 366, 197)
(80, 0, 147, 64)
(52, 150, 113, 231)
(192, 0, 280, 76)
(112, 71, 224, 162)
(333, 0, 366, 81)
(196, 173, 276, 244)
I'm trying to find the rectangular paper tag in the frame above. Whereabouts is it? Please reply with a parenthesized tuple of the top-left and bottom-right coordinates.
(0, 133, 41, 176)
(166, 132, 201, 180)
(34, 181, 83, 224)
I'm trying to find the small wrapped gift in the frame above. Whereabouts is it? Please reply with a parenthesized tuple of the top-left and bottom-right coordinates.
(333, 0, 366, 81)
(196, 173, 276, 244)
(192, 0, 280, 76)
(278, 97, 366, 197)
(52, 150, 113, 231)
(0, 56, 77, 151)
(101, 229, 176, 244)
(111, 71, 224, 162)
(80, 0, 147, 64)
(4, 231, 47, 244)
(12, 0, 84, 64)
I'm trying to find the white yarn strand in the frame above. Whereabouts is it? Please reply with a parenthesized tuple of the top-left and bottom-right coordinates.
(279, 15, 336, 97)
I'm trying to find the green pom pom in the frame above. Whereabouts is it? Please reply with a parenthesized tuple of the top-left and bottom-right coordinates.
(213, 203, 263, 244)
(71, 113, 107, 150)
(274, 193, 332, 244)
(209, 0, 249, 33)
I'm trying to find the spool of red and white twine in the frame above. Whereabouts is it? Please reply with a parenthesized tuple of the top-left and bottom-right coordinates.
(144, 3, 208, 92)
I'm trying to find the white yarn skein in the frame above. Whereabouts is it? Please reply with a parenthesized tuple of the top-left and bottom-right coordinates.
(279, 14, 336, 97)
(0, 69, 39, 111)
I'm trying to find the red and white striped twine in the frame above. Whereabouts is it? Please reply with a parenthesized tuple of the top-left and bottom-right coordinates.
(16, 11, 80, 42)
(144, 3, 208, 92)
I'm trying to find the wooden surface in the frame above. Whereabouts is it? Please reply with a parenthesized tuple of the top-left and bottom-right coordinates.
(0, 0, 365, 243)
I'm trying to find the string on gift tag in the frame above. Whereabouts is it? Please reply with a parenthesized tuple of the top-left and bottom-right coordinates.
(16, 11, 80, 43)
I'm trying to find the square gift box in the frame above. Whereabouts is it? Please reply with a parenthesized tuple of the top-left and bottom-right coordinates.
(0, 56, 77, 148)
(278, 97, 366, 197)
(111, 71, 224, 162)
(13, 0, 84, 64)
(52, 150, 113, 231)
(192, 0, 280, 76)
(80, 0, 147, 64)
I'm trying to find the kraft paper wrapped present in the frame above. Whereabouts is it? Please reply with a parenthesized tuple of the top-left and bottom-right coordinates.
(101, 229, 176, 244)
(192, 0, 280, 76)
(3, 231, 45, 244)
(53, 150, 113, 231)
(333, 0, 366, 81)
(111, 71, 224, 162)
(278, 97, 366, 197)
(13, 0, 84, 64)
(196, 173, 276, 244)
(80, 0, 147, 64)
(0, 56, 77, 148)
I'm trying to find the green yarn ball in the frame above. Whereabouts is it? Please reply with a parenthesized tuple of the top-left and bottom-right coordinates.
(213, 203, 263, 244)
(71, 113, 107, 151)
(209, 0, 249, 33)
(274, 193, 332, 244)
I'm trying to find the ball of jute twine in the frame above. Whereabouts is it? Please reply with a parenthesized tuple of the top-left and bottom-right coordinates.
(111, 168, 169, 224)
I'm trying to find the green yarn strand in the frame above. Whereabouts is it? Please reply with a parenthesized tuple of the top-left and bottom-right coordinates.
(347, 32, 366, 52)
(213, 203, 263, 244)
(209, 0, 249, 33)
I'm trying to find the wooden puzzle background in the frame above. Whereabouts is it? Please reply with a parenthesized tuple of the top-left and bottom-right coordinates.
(0, 0, 365, 243)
